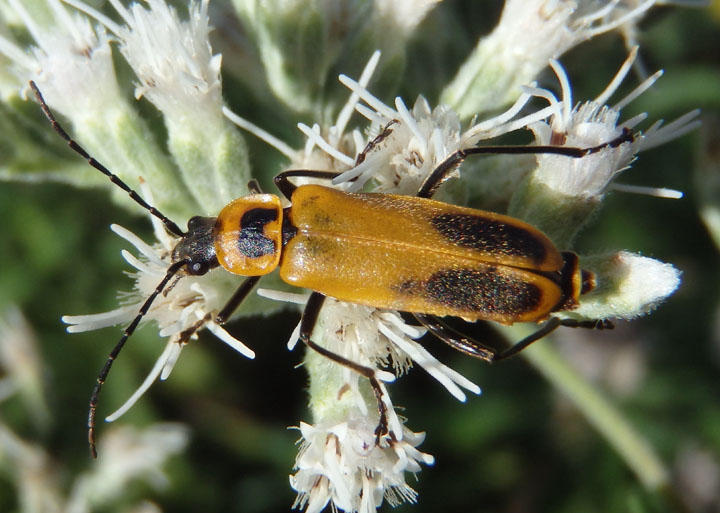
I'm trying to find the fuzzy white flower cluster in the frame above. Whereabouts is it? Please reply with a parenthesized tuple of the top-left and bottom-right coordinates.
(291, 420, 433, 513)
(283, 298, 476, 512)
(527, 53, 699, 201)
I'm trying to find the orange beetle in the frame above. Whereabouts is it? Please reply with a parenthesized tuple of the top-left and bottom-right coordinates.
(31, 81, 627, 456)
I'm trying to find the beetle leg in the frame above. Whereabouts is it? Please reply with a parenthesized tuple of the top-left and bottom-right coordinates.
(492, 317, 613, 361)
(417, 314, 612, 363)
(559, 318, 614, 330)
(416, 151, 465, 199)
(274, 170, 342, 200)
(414, 314, 497, 362)
(247, 179, 263, 194)
(298, 292, 392, 443)
(492, 317, 563, 361)
(214, 276, 261, 325)
(417, 128, 635, 199)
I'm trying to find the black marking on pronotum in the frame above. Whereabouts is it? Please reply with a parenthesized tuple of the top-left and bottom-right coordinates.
(237, 208, 278, 258)
(425, 268, 543, 315)
(430, 213, 548, 265)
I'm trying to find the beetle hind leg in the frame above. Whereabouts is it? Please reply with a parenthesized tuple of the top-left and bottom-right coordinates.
(417, 314, 613, 362)
(412, 313, 552, 363)
(494, 317, 614, 361)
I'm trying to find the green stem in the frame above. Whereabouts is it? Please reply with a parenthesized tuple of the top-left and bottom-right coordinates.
(510, 326, 669, 491)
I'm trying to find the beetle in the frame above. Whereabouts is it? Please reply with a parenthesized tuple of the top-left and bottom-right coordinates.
(30, 81, 630, 456)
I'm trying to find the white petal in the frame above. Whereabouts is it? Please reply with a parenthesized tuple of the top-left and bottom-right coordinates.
(595, 46, 638, 107)
(338, 74, 397, 119)
(159, 342, 183, 380)
(394, 96, 425, 148)
(206, 322, 255, 359)
(377, 322, 480, 400)
(62, 305, 137, 332)
(256, 288, 310, 305)
(105, 339, 175, 422)
(287, 322, 301, 351)
(223, 106, 297, 160)
(111, 224, 166, 267)
(609, 183, 683, 199)
(121, 249, 162, 275)
(377, 312, 426, 339)
(333, 50, 382, 144)
(297, 123, 355, 167)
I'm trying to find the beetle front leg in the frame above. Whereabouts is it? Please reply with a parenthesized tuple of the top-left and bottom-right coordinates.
(215, 276, 261, 325)
(354, 119, 398, 165)
(298, 292, 393, 444)
(416, 129, 635, 199)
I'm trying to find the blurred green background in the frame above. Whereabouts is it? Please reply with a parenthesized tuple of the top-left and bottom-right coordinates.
(1, 1, 719, 512)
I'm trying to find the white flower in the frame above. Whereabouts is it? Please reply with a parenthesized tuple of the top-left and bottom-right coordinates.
(63, 191, 254, 424)
(77, 0, 221, 122)
(63, 0, 251, 213)
(66, 423, 189, 513)
(253, 290, 477, 513)
(500, 50, 700, 247)
(64, 0, 222, 127)
(526, 50, 701, 200)
(0, 0, 117, 115)
(290, 419, 434, 513)
(570, 251, 682, 321)
(441, 0, 661, 118)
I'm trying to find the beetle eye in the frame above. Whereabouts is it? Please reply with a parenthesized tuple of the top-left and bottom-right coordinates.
(188, 261, 208, 275)
(187, 216, 204, 231)
(186, 215, 218, 234)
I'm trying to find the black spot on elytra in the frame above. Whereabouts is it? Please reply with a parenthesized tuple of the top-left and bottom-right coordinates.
(238, 208, 277, 258)
(430, 213, 548, 264)
(425, 268, 542, 316)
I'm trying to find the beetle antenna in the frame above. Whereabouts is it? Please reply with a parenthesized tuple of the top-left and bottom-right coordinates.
(29, 81, 186, 238)
(88, 259, 188, 458)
